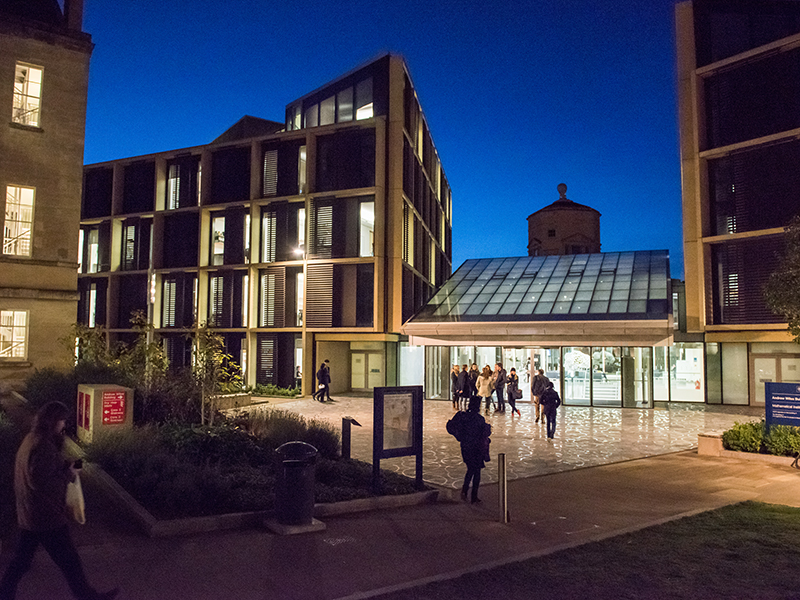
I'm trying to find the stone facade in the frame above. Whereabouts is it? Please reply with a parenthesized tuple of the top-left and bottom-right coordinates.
(527, 183, 601, 256)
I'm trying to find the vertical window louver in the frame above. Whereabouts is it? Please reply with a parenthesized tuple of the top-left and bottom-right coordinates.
(209, 275, 224, 326)
(262, 210, 276, 263)
(263, 150, 278, 197)
(162, 279, 177, 327)
(310, 201, 333, 259)
(259, 268, 285, 327)
(167, 164, 180, 210)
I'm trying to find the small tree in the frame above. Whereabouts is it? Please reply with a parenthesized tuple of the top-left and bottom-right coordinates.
(764, 216, 800, 344)
(192, 325, 242, 425)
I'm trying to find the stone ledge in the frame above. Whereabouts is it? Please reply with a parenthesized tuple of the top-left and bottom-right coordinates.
(84, 461, 437, 538)
(697, 434, 798, 467)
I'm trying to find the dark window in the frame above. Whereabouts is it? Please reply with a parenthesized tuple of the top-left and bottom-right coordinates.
(208, 270, 247, 328)
(82, 168, 113, 219)
(162, 213, 198, 268)
(123, 161, 155, 214)
(332, 263, 374, 327)
(120, 218, 152, 271)
(709, 139, 800, 235)
(256, 333, 298, 388)
(116, 274, 148, 328)
(262, 140, 305, 197)
(261, 202, 302, 262)
(77, 278, 107, 328)
(710, 236, 783, 325)
(315, 129, 375, 192)
(309, 196, 373, 259)
(161, 273, 196, 328)
(166, 156, 201, 209)
(705, 47, 800, 149)
(162, 334, 192, 369)
(694, 0, 800, 67)
(548, 229, 556, 238)
(80, 222, 111, 273)
(210, 146, 250, 204)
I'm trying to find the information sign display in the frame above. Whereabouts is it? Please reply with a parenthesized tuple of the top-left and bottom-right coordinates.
(765, 382, 800, 427)
(102, 390, 126, 424)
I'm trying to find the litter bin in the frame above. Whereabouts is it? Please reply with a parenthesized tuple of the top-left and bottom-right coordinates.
(275, 441, 318, 526)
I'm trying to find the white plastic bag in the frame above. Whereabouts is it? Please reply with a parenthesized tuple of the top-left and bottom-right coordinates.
(66, 474, 86, 525)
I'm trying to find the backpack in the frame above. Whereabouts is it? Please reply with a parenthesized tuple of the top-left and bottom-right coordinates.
(542, 388, 561, 408)
(446, 411, 466, 442)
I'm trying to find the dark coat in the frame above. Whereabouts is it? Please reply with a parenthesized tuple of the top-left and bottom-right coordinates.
(540, 386, 561, 414)
(532, 373, 550, 396)
(468, 368, 479, 393)
(507, 373, 519, 395)
(15, 432, 74, 531)
(458, 410, 489, 469)
(456, 370, 470, 396)
(494, 368, 507, 391)
(451, 371, 459, 394)
(317, 365, 331, 386)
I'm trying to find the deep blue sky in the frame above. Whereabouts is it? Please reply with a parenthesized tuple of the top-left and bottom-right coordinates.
(79, 0, 684, 278)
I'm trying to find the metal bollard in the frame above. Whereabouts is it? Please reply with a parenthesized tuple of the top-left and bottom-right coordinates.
(498, 452, 509, 523)
(341, 416, 361, 459)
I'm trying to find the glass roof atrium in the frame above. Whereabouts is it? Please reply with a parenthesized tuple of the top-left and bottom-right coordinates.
(412, 251, 670, 323)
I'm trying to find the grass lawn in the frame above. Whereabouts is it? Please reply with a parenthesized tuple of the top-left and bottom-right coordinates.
(377, 501, 800, 600)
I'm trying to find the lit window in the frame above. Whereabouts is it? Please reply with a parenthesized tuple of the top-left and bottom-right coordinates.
(0, 310, 27, 360)
(163, 279, 176, 327)
(298, 146, 307, 194)
(211, 215, 225, 265)
(296, 272, 304, 326)
(12, 64, 43, 127)
(304, 104, 318, 128)
(167, 164, 180, 209)
(320, 96, 335, 126)
(87, 228, 99, 273)
(209, 275, 224, 326)
(77, 229, 84, 272)
(4, 185, 34, 256)
(359, 201, 374, 257)
(88, 284, 97, 328)
(262, 210, 276, 263)
(298, 207, 306, 249)
(337, 88, 353, 122)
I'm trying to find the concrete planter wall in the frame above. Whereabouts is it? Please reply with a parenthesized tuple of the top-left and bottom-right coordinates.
(697, 433, 797, 467)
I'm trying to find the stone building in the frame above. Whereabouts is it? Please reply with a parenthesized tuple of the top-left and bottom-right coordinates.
(526, 183, 601, 256)
(0, 0, 93, 387)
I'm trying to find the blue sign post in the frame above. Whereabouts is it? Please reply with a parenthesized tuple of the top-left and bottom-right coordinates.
(765, 382, 800, 428)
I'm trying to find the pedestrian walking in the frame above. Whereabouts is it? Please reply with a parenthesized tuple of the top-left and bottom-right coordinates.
(314, 361, 331, 402)
(493, 363, 507, 413)
(0, 402, 119, 600)
(506, 368, 522, 416)
(531, 368, 550, 424)
(476, 366, 494, 415)
(540, 381, 562, 440)
(447, 396, 491, 504)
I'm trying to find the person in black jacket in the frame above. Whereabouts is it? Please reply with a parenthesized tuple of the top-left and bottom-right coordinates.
(493, 363, 507, 413)
(540, 381, 562, 440)
(458, 396, 490, 504)
(450, 365, 460, 409)
(506, 368, 522, 416)
(457, 364, 471, 410)
(313, 361, 331, 402)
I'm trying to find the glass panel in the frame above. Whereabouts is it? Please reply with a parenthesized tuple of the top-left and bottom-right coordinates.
(368, 352, 384, 388)
(624, 347, 652, 408)
(670, 342, 705, 402)
(592, 347, 621, 407)
(304, 104, 318, 128)
(780, 357, 800, 384)
(355, 78, 373, 120)
(563, 347, 590, 406)
(211, 215, 225, 266)
(359, 201, 374, 257)
(351, 352, 366, 388)
(653, 346, 669, 402)
(337, 87, 353, 122)
(319, 96, 335, 126)
(753, 357, 775, 405)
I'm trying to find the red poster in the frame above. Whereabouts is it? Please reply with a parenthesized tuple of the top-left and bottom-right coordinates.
(83, 392, 90, 429)
(77, 392, 84, 429)
(102, 390, 126, 425)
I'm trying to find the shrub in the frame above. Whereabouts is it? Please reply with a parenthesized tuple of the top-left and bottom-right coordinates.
(722, 421, 764, 453)
(0, 411, 23, 536)
(764, 424, 800, 457)
(233, 409, 340, 459)
(23, 368, 77, 415)
(249, 383, 300, 398)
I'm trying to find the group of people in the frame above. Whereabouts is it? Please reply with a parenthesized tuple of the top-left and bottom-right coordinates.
(451, 363, 561, 440)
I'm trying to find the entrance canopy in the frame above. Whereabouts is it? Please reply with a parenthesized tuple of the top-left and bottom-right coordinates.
(402, 251, 673, 347)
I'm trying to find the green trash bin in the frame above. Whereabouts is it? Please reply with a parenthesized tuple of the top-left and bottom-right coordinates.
(275, 441, 318, 525)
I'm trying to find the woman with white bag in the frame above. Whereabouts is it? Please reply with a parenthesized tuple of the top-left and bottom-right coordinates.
(0, 402, 117, 600)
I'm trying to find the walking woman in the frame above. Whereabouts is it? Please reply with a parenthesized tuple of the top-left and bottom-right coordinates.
(506, 368, 522, 416)
(476, 366, 494, 415)
(459, 397, 491, 504)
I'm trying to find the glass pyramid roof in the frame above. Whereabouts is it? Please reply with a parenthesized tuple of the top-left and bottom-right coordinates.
(411, 251, 670, 323)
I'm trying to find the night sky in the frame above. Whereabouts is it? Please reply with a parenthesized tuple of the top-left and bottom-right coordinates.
(78, 0, 684, 278)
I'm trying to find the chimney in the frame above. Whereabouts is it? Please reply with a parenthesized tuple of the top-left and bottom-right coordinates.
(64, 0, 85, 31)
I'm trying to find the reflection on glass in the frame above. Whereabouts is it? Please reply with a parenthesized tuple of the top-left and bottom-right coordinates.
(564, 347, 591, 406)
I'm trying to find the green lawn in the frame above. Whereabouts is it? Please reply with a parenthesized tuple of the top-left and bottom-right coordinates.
(377, 502, 800, 600)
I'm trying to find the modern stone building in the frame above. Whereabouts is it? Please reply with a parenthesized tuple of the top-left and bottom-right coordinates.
(676, 0, 800, 406)
(527, 183, 601, 257)
(78, 54, 452, 396)
(0, 0, 93, 387)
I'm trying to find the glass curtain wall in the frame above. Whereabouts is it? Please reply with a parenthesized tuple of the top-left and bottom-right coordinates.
(623, 347, 652, 408)
(591, 347, 621, 407)
(564, 347, 591, 406)
(653, 346, 669, 401)
(670, 342, 705, 401)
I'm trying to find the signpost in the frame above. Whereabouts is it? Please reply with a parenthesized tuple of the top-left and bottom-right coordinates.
(372, 385, 424, 492)
(765, 382, 800, 429)
(76, 384, 133, 443)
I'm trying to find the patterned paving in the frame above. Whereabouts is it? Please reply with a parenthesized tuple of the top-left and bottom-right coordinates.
(247, 397, 763, 489)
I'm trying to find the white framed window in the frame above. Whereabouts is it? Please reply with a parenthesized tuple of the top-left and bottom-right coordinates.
(4, 185, 34, 257)
(0, 310, 28, 360)
(12, 63, 43, 127)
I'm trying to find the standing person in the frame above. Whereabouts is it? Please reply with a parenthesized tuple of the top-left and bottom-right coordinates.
(458, 364, 471, 410)
(458, 397, 490, 504)
(0, 402, 118, 600)
(468, 364, 480, 403)
(540, 381, 562, 440)
(493, 362, 507, 413)
(506, 368, 522, 416)
(476, 366, 494, 415)
(531, 368, 550, 424)
(450, 365, 460, 409)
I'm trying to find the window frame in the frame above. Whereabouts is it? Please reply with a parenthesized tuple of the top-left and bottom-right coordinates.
(12, 63, 43, 128)
(0, 309, 28, 361)
(3, 185, 35, 257)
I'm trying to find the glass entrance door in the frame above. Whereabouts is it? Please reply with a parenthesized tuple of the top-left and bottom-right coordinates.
(351, 351, 384, 390)
(503, 348, 530, 401)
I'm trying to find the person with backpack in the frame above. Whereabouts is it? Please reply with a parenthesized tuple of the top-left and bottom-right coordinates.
(540, 380, 562, 440)
(447, 396, 491, 504)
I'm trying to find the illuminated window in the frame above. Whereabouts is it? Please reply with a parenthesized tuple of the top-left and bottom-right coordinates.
(298, 146, 307, 194)
(12, 64, 42, 127)
(0, 310, 27, 360)
(355, 78, 373, 120)
(211, 215, 225, 265)
(298, 207, 306, 249)
(3, 185, 34, 256)
(359, 201, 374, 257)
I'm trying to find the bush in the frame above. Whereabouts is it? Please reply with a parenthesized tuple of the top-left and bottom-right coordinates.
(722, 421, 764, 453)
(0, 411, 23, 536)
(232, 409, 340, 459)
(249, 383, 300, 398)
(23, 368, 77, 415)
(764, 424, 800, 457)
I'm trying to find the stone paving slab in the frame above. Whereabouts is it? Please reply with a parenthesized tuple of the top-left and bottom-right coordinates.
(246, 397, 763, 488)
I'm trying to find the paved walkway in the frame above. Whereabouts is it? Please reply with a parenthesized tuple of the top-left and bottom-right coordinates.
(251, 397, 763, 489)
(2, 396, 792, 600)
